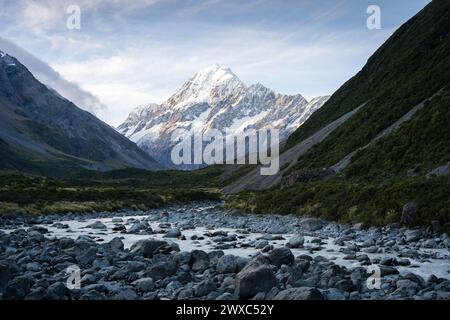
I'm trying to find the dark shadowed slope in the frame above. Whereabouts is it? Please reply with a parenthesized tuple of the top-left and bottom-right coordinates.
(0, 51, 162, 175)
(225, 0, 449, 229)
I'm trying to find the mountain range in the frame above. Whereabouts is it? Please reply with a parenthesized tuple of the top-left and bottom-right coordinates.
(0, 51, 161, 175)
(118, 64, 329, 168)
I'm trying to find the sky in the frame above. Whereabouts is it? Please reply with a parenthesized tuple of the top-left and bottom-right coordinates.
(0, 0, 431, 126)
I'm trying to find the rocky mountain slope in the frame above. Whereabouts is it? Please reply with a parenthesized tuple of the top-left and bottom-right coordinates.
(118, 64, 329, 168)
(0, 51, 162, 175)
(225, 0, 450, 230)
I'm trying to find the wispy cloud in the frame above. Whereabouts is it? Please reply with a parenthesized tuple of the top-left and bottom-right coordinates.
(0, 0, 432, 125)
(0, 36, 107, 117)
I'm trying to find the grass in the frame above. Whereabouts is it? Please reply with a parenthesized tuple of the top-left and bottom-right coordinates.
(0, 169, 223, 216)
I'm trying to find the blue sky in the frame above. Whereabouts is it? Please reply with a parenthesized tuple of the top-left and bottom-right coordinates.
(0, 0, 431, 125)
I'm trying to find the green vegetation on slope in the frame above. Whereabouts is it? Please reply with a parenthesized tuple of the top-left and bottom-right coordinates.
(285, 0, 450, 167)
(226, 175, 449, 232)
(345, 89, 450, 180)
(226, 1, 450, 231)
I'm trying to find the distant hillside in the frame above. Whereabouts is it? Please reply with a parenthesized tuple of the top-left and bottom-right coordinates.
(226, 0, 450, 230)
(0, 51, 162, 176)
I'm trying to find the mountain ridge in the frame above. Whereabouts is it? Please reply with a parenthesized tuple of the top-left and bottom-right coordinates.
(118, 64, 329, 168)
(225, 0, 450, 229)
(0, 51, 162, 175)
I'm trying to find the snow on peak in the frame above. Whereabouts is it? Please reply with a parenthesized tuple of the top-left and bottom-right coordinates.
(118, 65, 329, 168)
(168, 64, 244, 107)
(0, 50, 16, 66)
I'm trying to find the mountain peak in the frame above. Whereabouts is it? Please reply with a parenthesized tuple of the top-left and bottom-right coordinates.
(190, 64, 240, 87)
(167, 64, 244, 107)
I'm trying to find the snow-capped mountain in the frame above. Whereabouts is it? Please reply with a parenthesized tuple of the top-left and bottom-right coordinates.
(118, 64, 329, 168)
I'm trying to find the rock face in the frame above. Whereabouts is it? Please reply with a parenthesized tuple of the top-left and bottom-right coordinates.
(117, 64, 329, 169)
(0, 51, 161, 174)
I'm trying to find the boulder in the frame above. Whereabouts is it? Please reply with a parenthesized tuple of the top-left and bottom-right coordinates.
(132, 278, 155, 292)
(3, 275, 34, 300)
(86, 221, 107, 230)
(267, 247, 294, 267)
(288, 235, 305, 248)
(130, 239, 169, 258)
(194, 280, 217, 297)
(299, 218, 324, 231)
(189, 250, 210, 272)
(217, 255, 239, 274)
(400, 202, 418, 226)
(44, 282, 69, 300)
(163, 228, 181, 238)
(235, 257, 277, 299)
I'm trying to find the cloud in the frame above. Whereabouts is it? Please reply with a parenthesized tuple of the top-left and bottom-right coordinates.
(50, 26, 379, 126)
(0, 0, 429, 126)
(0, 36, 107, 116)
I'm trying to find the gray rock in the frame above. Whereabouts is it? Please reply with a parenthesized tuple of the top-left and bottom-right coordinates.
(380, 257, 398, 266)
(194, 280, 217, 297)
(132, 278, 155, 292)
(235, 257, 277, 299)
(324, 288, 346, 300)
(267, 247, 294, 267)
(299, 218, 324, 231)
(273, 287, 324, 300)
(3, 275, 34, 299)
(44, 282, 68, 300)
(146, 261, 177, 280)
(405, 229, 422, 243)
(254, 240, 269, 249)
(112, 287, 138, 300)
(400, 203, 418, 226)
(216, 292, 235, 300)
(86, 221, 107, 230)
(130, 239, 169, 258)
(379, 266, 400, 276)
(189, 250, 210, 272)
(0, 262, 17, 292)
(76, 247, 97, 267)
(288, 235, 305, 248)
(217, 255, 239, 274)
(177, 288, 194, 299)
(107, 237, 124, 251)
(163, 228, 181, 238)
(431, 220, 441, 234)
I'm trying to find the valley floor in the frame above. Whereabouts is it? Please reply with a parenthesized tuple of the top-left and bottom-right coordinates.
(0, 202, 449, 300)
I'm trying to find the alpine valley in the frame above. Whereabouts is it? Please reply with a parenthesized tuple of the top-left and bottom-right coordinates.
(0, 0, 449, 302)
